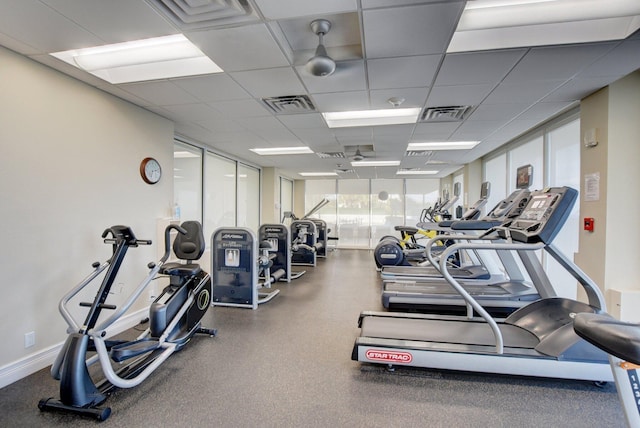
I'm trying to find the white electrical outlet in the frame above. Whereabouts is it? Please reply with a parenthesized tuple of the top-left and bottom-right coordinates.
(24, 331, 35, 348)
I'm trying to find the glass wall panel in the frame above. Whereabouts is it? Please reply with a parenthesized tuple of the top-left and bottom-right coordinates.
(453, 171, 464, 218)
(237, 163, 260, 232)
(304, 180, 337, 235)
(371, 179, 404, 243)
(337, 179, 370, 248)
(508, 136, 544, 191)
(173, 141, 202, 223)
(204, 152, 236, 240)
(280, 177, 293, 224)
(405, 179, 440, 227)
(484, 153, 507, 212)
(545, 118, 581, 298)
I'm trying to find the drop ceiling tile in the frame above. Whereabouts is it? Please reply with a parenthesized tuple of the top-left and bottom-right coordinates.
(230, 67, 306, 98)
(278, 113, 327, 129)
(412, 122, 460, 140)
(373, 124, 415, 138)
(485, 119, 542, 143)
(542, 77, 613, 102)
(41, 0, 175, 43)
(119, 81, 200, 106)
(426, 84, 495, 107)
(297, 60, 366, 94)
(186, 24, 290, 72)
(467, 103, 530, 122)
(367, 55, 441, 89)
(363, 3, 464, 58)
(434, 49, 527, 86)
(578, 39, 640, 79)
(163, 103, 223, 122)
(235, 116, 288, 132)
(362, 0, 447, 8)
(172, 75, 251, 102)
(209, 99, 272, 118)
(370, 88, 428, 109)
(277, 12, 361, 52)
(197, 118, 246, 134)
(0, 0, 103, 53)
(517, 102, 576, 121)
(254, 0, 357, 20)
(503, 43, 617, 84)
(311, 91, 369, 111)
(483, 80, 565, 105)
(291, 129, 337, 144)
(450, 120, 506, 141)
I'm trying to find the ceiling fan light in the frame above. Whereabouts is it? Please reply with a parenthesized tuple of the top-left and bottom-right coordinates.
(306, 44, 336, 77)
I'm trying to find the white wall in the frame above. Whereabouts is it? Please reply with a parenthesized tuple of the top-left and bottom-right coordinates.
(0, 47, 174, 380)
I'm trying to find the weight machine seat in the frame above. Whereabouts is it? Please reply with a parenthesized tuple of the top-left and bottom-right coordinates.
(395, 226, 419, 235)
(159, 221, 205, 278)
(574, 313, 640, 365)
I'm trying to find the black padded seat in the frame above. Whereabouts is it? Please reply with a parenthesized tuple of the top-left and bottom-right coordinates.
(394, 226, 418, 234)
(159, 221, 205, 278)
(160, 263, 201, 277)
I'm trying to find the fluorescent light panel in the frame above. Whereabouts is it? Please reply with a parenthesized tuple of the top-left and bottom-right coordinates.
(250, 147, 313, 155)
(408, 141, 479, 151)
(50, 34, 223, 84)
(397, 170, 439, 175)
(351, 160, 401, 167)
(322, 108, 421, 128)
(299, 172, 339, 177)
(449, 0, 640, 52)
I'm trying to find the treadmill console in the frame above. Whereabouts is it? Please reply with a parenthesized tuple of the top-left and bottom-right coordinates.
(499, 186, 578, 244)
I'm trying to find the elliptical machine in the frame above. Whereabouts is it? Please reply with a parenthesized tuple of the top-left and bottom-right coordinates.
(39, 222, 216, 421)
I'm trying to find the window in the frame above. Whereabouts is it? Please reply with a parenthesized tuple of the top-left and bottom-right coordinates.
(237, 163, 260, 232)
(405, 179, 440, 226)
(371, 179, 404, 243)
(280, 177, 294, 223)
(173, 141, 202, 222)
(337, 179, 370, 248)
(204, 152, 237, 240)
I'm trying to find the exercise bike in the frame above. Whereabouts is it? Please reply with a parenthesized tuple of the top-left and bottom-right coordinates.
(39, 222, 216, 421)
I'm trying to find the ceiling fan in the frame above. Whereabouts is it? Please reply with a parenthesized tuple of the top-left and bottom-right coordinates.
(347, 145, 374, 162)
(306, 19, 336, 77)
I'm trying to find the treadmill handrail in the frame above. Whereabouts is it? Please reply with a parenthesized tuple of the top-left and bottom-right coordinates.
(437, 241, 547, 354)
(424, 233, 501, 275)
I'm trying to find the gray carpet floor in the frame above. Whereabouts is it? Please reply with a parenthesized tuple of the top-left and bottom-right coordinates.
(0, 249, 625, 427)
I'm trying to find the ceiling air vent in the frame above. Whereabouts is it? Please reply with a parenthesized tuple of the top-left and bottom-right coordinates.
(145, 0, 259, 29)
(419, 105, 472, 122)
(316, 152, 346, 159)
(335, 168, 355, 174)
(261, 95, 316, 115)
(406, 150, 433, 157)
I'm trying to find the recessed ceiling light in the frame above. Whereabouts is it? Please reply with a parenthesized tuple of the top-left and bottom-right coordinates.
(299, 172, 339, 177)
(448, 0, 640, 52)
(396, 169, 439, 175)
(408, 141, 480, 151)
(322, 108, 421, 128)
(250, 147, 314, 155)
(351, 160, 401, 167)
(50, 34, 223, 84)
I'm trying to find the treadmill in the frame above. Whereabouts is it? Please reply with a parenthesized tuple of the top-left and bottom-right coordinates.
(381, 188, 537, 315)
(352, 187, 613, 382)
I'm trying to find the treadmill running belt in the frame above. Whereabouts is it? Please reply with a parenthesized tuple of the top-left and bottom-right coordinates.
(360, 316, 539, 349)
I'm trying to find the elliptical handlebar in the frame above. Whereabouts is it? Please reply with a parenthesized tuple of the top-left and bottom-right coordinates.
(101, 225, 152, 247)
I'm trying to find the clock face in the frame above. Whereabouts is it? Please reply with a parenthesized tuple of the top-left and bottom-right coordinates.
(140, 157, 161, 184)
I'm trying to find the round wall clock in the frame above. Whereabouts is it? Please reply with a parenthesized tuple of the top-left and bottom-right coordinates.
(140, 157, 162, 184)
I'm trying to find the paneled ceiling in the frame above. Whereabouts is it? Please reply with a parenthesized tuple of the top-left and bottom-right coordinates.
(1, 0, 640, 179)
